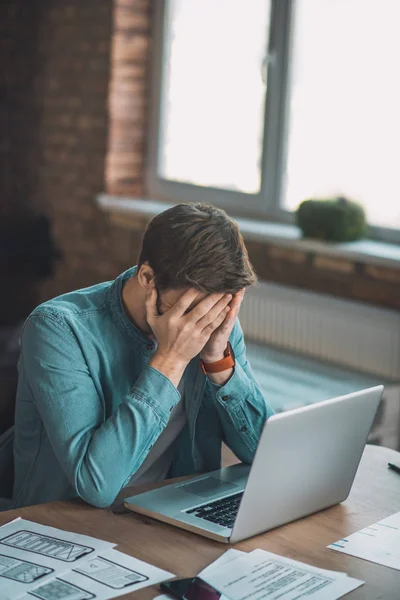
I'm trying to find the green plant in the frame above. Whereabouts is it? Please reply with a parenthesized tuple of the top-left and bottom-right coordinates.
(296, 197, 367, 242)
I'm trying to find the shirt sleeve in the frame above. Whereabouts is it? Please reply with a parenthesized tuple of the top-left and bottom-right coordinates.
(19, 313, 180, 508)
(206, 319, 275, 463)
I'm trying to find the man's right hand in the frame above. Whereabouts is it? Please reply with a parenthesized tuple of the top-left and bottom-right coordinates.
(146, 285, 232, 387)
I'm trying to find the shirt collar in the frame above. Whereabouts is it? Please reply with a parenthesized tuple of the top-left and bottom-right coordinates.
(106, 266, 156, 351)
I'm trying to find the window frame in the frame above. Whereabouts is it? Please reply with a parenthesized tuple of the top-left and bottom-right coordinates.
(146, 0, 400, 244)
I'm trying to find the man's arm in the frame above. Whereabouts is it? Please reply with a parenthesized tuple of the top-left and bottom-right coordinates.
(20, 313, 181, 508)
(20, 288, 232, 509)
(206, 319, 275, 463)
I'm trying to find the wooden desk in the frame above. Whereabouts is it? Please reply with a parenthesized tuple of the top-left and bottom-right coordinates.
(1, 445, 400, 599)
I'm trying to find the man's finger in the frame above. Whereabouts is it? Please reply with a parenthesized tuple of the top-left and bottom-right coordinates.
(212, 304, 237, 339)
(169, 288, 201, 317)
(229, 293, 243, 316)
(236, 288, 246, 303)
(215, 292, 243, 337)
(144, 286, 158, 322)
(219, 305, 236, 332)
(202, 305, 231, 335)
(189, 293, 228, 322)
(197, 294, 232, 329)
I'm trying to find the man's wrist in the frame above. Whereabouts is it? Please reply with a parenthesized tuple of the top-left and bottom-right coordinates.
(149, 350, 187, 388)
(200, 343, 228, 364)
(200, 351, 225, 363)
(207, 367, 234, 386)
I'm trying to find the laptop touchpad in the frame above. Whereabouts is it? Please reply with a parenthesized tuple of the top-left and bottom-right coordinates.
(177, 477, 238, 498)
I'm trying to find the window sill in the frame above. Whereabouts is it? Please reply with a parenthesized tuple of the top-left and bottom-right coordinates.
(97, 195, 400, 269)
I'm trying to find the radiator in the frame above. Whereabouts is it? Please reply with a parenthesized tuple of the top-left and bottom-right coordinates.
(240, 282, 400, 381)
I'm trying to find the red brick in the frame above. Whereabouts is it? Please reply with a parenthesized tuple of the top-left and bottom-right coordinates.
(313, 255, 355, 274)
(109, 79, 146, 95)
(106, 162, 144, 181)
(365, 265, 400, 283)
(114, 9, 150, 32)
(112, 63, 147, 80)
(268, 246, 307, 264)
(115, 0, 151, 10)
(112, 33, 149, 63)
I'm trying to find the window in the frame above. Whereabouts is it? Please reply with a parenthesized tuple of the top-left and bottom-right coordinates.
(158, 0, 271, 195)
(148, 0, 400, 240)
(283, 0, 400, 233)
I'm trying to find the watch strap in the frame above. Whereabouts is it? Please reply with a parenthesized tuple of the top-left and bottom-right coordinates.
(200, 342, 235, 374)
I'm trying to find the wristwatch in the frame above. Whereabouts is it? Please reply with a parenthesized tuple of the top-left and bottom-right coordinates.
(200, 342, 235, 374)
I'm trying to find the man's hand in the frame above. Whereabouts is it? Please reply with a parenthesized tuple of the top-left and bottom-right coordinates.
(147, 284, 232, 387)
(200, 289, 245, 364)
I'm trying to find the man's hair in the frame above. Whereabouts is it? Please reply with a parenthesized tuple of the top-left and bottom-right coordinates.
(138, 203, 257, 293)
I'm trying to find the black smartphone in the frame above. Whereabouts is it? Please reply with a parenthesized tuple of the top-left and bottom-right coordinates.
(161, 577, 229, 599)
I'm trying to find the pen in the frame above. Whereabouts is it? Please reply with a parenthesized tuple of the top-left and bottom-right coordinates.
(388, 462, 400, 475)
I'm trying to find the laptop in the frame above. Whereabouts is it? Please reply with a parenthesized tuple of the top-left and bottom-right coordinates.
(125, 386, 383, 543)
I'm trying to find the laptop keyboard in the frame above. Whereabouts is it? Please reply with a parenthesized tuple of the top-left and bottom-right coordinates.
(186, 492, 243, 529)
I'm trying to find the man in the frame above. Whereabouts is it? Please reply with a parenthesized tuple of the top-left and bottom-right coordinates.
(12, 203, 274, 509)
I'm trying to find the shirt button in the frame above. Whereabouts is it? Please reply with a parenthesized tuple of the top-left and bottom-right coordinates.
(241, 425, 247, 432)
(147, 344, 154, 351)
(222, 395, 229, 402)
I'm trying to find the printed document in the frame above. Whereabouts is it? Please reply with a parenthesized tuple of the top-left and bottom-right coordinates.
(328, 510, 400, 570)
(203, 549, 364, 600)
(0, 518, 115, 600)
(19, 548, 174, 600)
(154, 548, 363, 600)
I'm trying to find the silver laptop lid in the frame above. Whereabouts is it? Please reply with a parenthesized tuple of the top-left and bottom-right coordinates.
(230, 385, 383, 543)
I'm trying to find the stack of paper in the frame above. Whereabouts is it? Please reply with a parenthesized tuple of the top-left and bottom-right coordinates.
(156, 548, 364, 600)
(328, 510, 400, 570)
(0, 518, 173, 600)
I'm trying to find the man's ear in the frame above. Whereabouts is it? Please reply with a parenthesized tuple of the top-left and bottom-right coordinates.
(137, 262, 155, 290)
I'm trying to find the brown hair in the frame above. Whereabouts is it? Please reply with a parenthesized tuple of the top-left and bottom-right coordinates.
(138, 203, 257, 293)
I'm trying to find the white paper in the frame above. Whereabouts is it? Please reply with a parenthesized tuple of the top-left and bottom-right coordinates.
(0, 518, 115, 600)
(18, 548, 174, 600)
(328, 510, 400, 570)
(199, 549, 244, 578)
(203, 548, 364, 600)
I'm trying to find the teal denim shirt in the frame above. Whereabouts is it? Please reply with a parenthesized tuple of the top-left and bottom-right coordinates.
(11, 268, 274, 509)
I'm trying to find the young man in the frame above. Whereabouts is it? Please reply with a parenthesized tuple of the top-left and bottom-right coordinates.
(12, 203, 274, 509)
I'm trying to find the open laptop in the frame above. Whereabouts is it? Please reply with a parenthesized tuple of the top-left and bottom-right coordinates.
(125, 386, 383, 543)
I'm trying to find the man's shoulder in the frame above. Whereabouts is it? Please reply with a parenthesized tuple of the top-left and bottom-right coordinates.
(25, 279, 115, 339)
(32, 280, 112, 319)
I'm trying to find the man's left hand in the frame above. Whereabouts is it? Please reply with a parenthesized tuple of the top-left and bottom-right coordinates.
(200, 289, 245, 363)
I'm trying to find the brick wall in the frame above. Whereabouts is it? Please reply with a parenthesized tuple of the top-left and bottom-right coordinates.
(106, 0, 151, 197)
(33, 0, 146, 304)
(0, 0, 151, 324)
